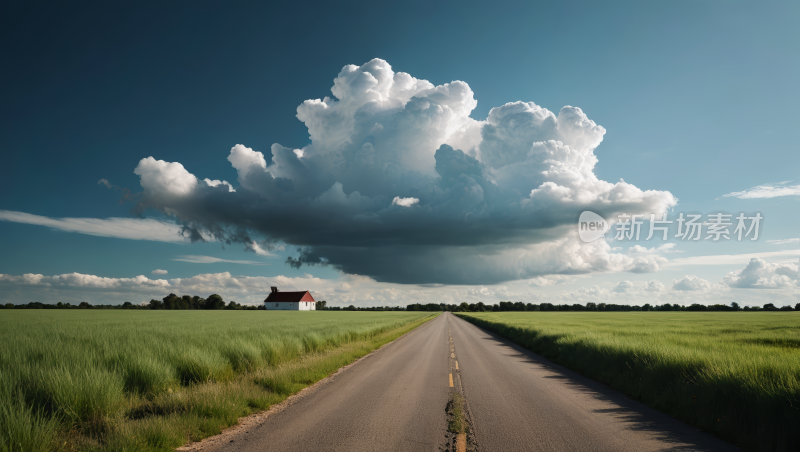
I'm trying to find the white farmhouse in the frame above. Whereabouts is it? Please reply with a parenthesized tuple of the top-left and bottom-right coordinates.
(263, 286, 316, 310)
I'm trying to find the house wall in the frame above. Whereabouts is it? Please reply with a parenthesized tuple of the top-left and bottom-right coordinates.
(264, 301, 316, 310)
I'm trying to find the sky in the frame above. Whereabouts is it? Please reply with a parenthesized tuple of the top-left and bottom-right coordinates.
(1, 0, 799, 307)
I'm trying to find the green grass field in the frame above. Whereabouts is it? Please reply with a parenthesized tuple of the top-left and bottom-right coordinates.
(0, 310, 434, 452)
(456, 312, 800, 451)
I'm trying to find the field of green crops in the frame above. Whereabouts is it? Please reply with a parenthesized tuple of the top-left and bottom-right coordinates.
(456, 312, 800, 451)
(0, 310, 434, 452)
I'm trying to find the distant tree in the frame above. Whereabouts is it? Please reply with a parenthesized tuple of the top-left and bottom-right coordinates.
(346, 305, 356, 311)
(316, 300, 327, 310)
(796, 303, 800, 311)
(204, 294, 225, 310)
(779, 305, 793, 311)
(459, 302, 470, 312)
(122, 301, 133, 309)
(731, 302, 740, 311)
(78, 301, 92, 309)
(763, 303, 777, 311)
(163, 293, 192, 310)
(686, 303, 706, 311)
(148, 299, 163, 310)
(181, 295, 193, 309)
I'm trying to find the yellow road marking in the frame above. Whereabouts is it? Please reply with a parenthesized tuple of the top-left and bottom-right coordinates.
(456, 361, 459, 370)
(456, 433, 467, 452)
(449, 373, 454, 387)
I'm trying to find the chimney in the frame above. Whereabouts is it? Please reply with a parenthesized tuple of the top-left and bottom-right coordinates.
(271, 286, 278, 293)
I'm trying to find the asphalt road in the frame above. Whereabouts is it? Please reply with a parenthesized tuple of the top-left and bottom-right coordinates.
(197, 312, 740, 452)
(447, 313, 740, 452)
(205, 313, 452, 452)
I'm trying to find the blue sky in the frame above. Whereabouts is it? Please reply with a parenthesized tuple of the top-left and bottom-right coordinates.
(1, 0, 799, 306)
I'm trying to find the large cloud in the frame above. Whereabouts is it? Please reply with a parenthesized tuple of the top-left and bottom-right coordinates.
(131, 58, 676, 284)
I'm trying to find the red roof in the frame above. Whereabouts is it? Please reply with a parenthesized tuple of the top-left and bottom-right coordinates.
(264, 291, 315, 303)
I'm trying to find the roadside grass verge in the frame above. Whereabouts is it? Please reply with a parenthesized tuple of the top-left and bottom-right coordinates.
(0, 311, 435, 451)
(456, 312, 800, 452)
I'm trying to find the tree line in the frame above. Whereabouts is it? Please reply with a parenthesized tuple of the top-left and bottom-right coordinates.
(4, 298, 798, 312)
(1, 293, 263, 310)
(147, 293, 259, 310)
(407, 301, 800, 312)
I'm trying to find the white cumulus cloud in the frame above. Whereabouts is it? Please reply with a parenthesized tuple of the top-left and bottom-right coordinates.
(134, 157, 197, 196)
(129, 58, 676, 285)
(151, 269, 168, 275)
(392, 196, 419, 207)
(672, 275, 713, 291)
(722, 258, 799, 288)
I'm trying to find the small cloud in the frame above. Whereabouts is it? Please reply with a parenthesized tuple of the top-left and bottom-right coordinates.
(0, 210, 186, 243)
(391, 196, 419, 207)
(151, 269, 168, 275)
(766, 238, 800, 245)
(203, 178, 236, 192)
(722, 182, 800, 199)
(527, 275, 566, 287)
(672, 275, 712, 291)
(246, 241, 277, 257)
(612, 280, 665, 293)
(172, 255, 268, 265)
(628, 243, 681, 254)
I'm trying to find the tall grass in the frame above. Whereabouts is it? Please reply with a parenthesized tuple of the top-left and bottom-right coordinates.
(457, 312, 800, 452)
(0, 310, 433, 451)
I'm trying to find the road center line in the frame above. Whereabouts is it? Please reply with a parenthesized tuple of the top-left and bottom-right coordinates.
(449, 373, 454, 387)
